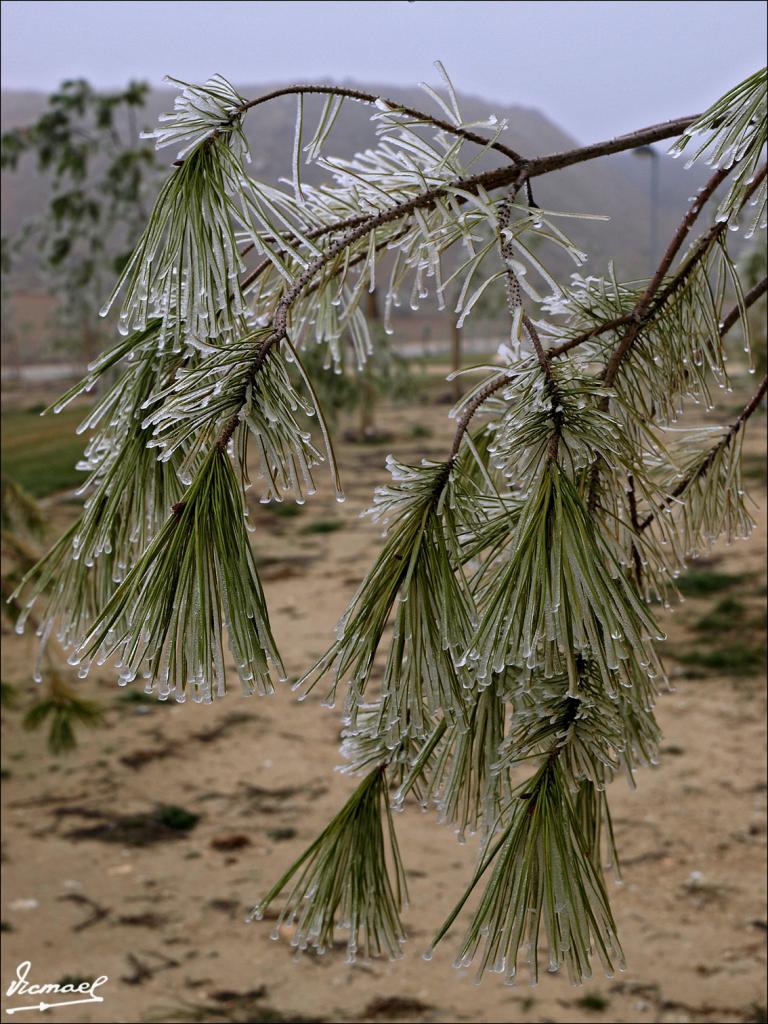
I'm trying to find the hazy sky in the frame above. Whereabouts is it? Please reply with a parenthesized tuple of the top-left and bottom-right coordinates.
(2, 1, 766, 141)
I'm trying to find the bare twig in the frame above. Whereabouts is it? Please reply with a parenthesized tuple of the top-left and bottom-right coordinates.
(626, 473, 644, 584)
(635, 278, 768, 532)
(549, 167, 767, 361)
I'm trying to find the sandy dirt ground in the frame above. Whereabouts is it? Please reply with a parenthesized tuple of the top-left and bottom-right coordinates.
(1, 384, 766, 1024)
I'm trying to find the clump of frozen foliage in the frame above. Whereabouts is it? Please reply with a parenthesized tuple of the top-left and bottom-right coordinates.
(13, 65, 767, 984)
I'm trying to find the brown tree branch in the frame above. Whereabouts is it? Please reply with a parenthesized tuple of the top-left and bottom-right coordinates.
(238, 114, 704, 296)
(548, 167, 767, 361)
(450, 185, 561, 464)
(525, 116, 699, 178)
(628, 280, 768, 533)
(602, 165, 732, 388)
(236, 84, 698, 181)
(216, 115, 711, 454)
(626, 473, 644, 583)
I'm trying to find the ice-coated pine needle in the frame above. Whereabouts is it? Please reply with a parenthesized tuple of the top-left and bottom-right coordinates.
(250, 766, 407, 962)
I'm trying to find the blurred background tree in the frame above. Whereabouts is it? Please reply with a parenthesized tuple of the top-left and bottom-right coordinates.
(1, 79, 160, 365)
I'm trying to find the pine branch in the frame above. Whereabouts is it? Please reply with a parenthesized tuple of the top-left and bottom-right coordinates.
(204, 119, 715, 457)
(73, 447, 284, 701)
(237, 84, 696, 183)
(238, 117, 706, 328)
(216, 206, 433, 448)
(431, 761, 623, 986)
(430, 657, 661, 983)
(449, 374, 511, 458)
(16, 67, 767, 990)
(670, 67, 767, 228)
(527, 115, 699, 177)
(447, 185, 563, 465)
(250, 766, 407, 962)
(297, 457, 477, 739)
(643, 164, 766, 327)
(403, 682, 510, 839)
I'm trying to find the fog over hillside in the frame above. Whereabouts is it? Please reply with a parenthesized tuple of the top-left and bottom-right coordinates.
(2, 79, 724, 368)
(1, 79, 715, 279)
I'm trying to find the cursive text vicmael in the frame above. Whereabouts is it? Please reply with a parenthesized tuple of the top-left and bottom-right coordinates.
(6, 961, 108, 1000)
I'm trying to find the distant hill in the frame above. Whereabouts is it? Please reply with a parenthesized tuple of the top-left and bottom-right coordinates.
(1, 80, 718, 364)
(1, 80, 713, 270)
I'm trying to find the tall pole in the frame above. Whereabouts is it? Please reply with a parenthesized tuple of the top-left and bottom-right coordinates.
(450, 318, 462, 403)
(649, 148, 659, 273)
(360, 290, 378, 438)
(633, 145, 660, 276)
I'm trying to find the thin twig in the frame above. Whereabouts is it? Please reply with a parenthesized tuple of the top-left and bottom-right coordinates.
(239, 86, 696, 179)
(548, 168, 767, 361)
(626, 473, 643, 584)
(602, 165, 732, 388)
(636, 279, 768, 531)
(449, 374, 510, 459)
(497, 184, 562, 460)
(719, 275, 767, 335)
(526, 116, 699, 177)
(216, 202, 436, 448)
(584, 163, 766, 510)
(638, 372, 767, 532)
(240, 115, 704, 295)
(216, 116, 708, 456)
(238, 83, 525, 164)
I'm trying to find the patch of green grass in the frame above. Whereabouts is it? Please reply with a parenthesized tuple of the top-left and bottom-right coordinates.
(675, 643, 765, 678)
(267, 827, 297, 842)
(152, 805, 200, 831)
(1, 406, 90, 497)
(115, 689, 171, 707)
(300, 519, 343, 534)
(677, 569, 745, 597)
(266, 502, 304, 518)
(1, 681, 19, 709)
(576, 993, 610, 1011)
(694, 596, 746, 633)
